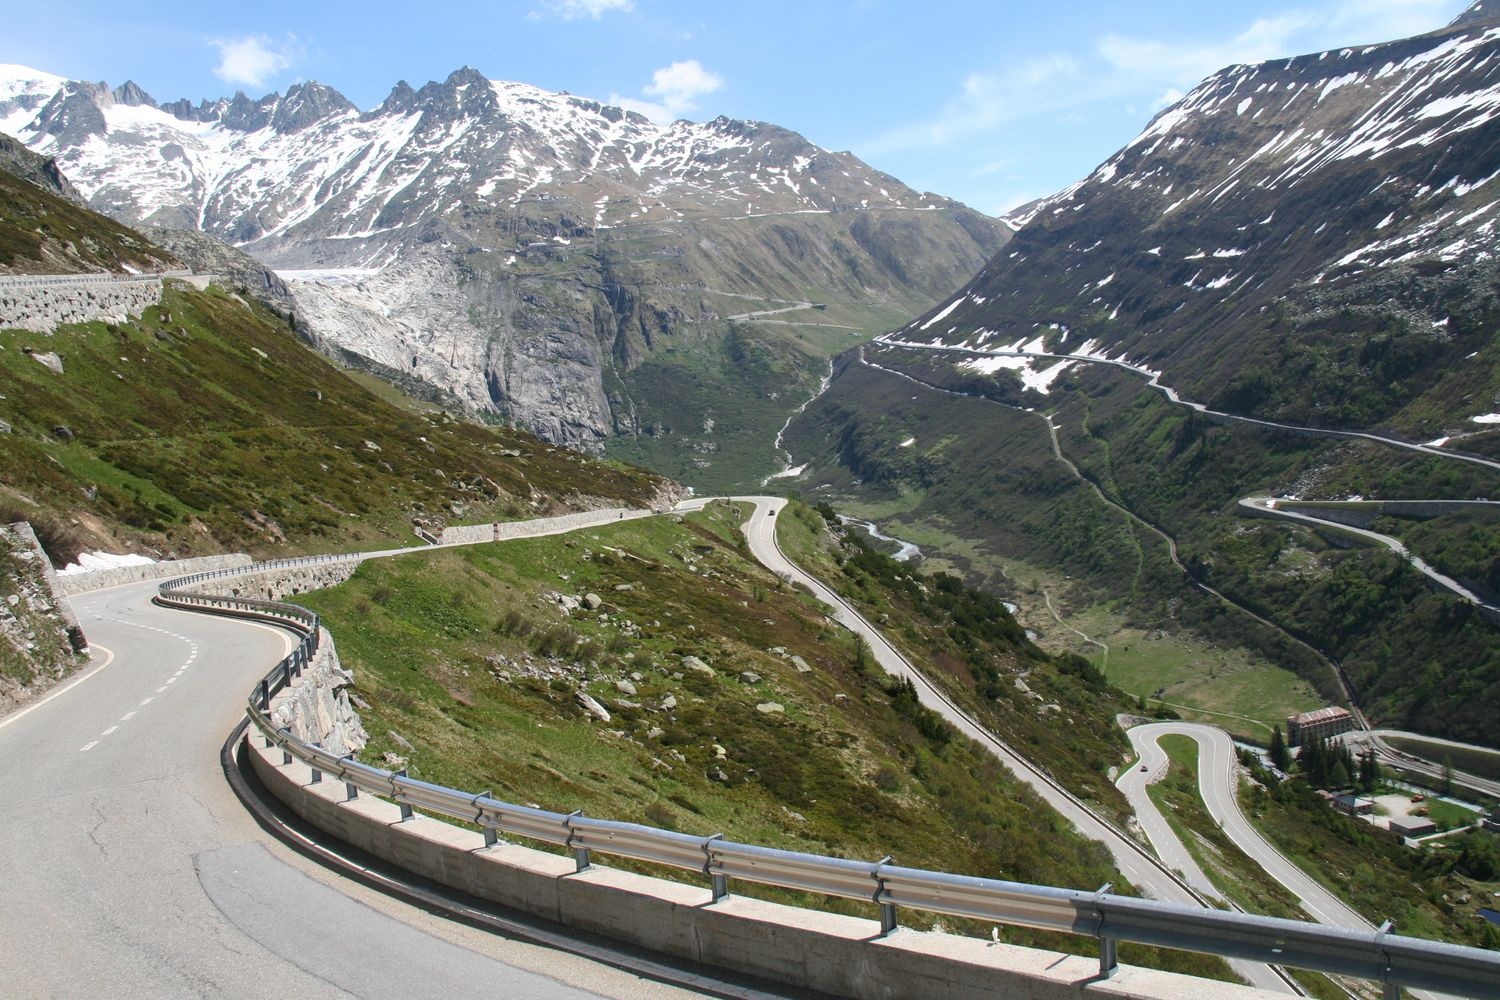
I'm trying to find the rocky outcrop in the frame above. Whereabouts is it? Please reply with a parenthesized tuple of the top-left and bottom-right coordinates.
(0, 522, 89, 715)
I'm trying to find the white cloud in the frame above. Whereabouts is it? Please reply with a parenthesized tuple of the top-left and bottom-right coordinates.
(538, 0, 635, 19)
(610, 59, 724, 123)
(210, 34, 299, 90)
(863, 53, 1079, 154)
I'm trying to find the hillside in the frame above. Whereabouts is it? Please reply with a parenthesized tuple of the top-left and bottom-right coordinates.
(0, 167, 671, 566)
(899, 9, 1500, 445)
(2, 66, 1008, 489)
(782, 7, 1500, 748)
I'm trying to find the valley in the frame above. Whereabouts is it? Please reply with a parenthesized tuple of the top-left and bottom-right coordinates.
(3, 2, 1500, 995)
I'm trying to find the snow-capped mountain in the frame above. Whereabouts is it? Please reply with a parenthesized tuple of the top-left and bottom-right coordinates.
(895, 3, 1500, 439)
(1, 64, 1004, 468)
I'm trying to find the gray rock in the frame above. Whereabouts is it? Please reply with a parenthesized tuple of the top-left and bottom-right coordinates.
(712, 743, 727, 759)
(680, 655, 714, 677)
(576, 690, 611, 722)
(790, 655, 812, 673)
(387, 729, 414, 751)
(31, 351, 64, 373)
(583, 592, 602, 610)
(709, 767, 729, 784)
(755, 702, 785, 715)
(737, 671, 761, 684)
(660, 693, 677, 711)
(646, 727, 664, 740)
(614, 678, 637, 696)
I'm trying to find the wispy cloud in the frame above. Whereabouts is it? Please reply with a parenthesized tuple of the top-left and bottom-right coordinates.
(209, 34, 300, 90)
(864, 54, 1079, 155)
(610, 59, 724, 122)
(536, 0, 635, 20)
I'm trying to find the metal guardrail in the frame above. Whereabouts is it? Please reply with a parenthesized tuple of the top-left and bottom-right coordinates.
(156, 570, 1500, 1000)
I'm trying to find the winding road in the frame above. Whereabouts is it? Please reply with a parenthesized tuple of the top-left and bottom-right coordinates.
(713, 495, 1295, 994)
(0, 516, 734, 1000)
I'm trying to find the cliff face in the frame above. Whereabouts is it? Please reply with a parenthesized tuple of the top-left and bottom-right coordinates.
(5, 66, 1007, 479)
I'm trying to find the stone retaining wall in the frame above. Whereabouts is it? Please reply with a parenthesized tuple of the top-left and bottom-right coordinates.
(439, 508, 648, 545)
(58, 553, 256, 595)
(266, 626, 367, 758)
(0, 276, 165, 333)
(180, 559, 362, 603)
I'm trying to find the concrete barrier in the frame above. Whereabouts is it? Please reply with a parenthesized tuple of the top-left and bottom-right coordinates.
(247, 739, 1276, 999)
(58, 553, 255, 595)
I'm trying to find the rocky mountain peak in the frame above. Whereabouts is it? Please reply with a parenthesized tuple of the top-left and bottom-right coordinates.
(219, 90, 278, 132)
(111, 80, 156, 108)
(1451, 1, 1500, 27)
(410, 67, 499, 124)
(269, 81, 356, 134)
(32, 81, 111, 143)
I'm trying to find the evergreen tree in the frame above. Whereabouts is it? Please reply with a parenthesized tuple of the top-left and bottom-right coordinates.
(1269, 725, 1289, 771)
(1358, 749, 1379, 792)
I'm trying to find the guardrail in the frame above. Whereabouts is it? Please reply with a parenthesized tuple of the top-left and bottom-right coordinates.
(157, 569, 1500, 1000)
(0, 270, 188, 290)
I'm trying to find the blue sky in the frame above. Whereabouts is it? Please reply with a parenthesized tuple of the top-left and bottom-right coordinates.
(3, 0, 1474, 214)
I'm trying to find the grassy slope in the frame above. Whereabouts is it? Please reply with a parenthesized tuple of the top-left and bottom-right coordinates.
(785, 346, 1500, 746)
(297, 501, 1232, 981)
(0, 283, 665, 564)
(0, 165, 176, 274)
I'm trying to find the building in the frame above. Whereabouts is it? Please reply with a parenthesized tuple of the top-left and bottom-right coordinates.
(1386, 815, 1438, 842)
(1332, 793, 1374, 815)
(1287, 706, 1354, 745)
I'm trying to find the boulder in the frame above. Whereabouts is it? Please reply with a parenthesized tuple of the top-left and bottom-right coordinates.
(789, 655, 812, 674)
(583, 592, 602, 610)
(614, 678, 637, 696)
(576, 690, 611, 722)
(737, 671, 761, 684)
(680, 655, 714, 677)
(755, 702, 785, 715)
(661, 693, 678, 711)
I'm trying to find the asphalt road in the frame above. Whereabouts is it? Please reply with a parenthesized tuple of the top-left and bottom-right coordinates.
(719, 495, 1293, 994)
(0, 577, 723, 998)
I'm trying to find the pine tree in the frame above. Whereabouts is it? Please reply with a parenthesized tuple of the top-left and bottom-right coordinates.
(1269, 725, 1289, 771)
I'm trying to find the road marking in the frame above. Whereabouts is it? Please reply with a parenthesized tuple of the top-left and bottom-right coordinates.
(0, 643, 116, 730)
(166, 677, 176, 685)
(139, 697, 153, 706)
(79, 741, 98, 752)
(101, 725, 118, 736)
(120, 711, 136, 722)
(157, 686, 167, 693)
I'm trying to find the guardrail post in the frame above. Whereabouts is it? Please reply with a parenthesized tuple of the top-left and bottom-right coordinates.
(566, 810, 590, 872)
(1093, 883, 1117, 979)
(309, 742, 324, 785)
(703, 833, 728, 901)
(479, 792, 499, 847)
(873, 855, 898, 935)
(257, 679, 270, 711)
(343, 756, 358, 801)
(279, 728, 293, 766)
(396, 769, 413, 821)
(1375, 920, 1398, 1000)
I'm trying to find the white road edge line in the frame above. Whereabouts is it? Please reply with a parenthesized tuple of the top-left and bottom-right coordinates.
(0, 643, 116, 731)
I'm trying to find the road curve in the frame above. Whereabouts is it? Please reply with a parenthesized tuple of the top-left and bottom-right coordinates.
(1120, 723, 1373, 928)
(709, 495, 1293, 994)
(0, 537, 741, 998)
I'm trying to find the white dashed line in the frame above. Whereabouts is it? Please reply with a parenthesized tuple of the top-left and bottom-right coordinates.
(165, 677, 176, 685)
(101, 726, 118, 736)
(156, 686, 167, 693)
(120, 711, 136, 722)
(79, 741, 98, 753)
(139, 698, 153, 707)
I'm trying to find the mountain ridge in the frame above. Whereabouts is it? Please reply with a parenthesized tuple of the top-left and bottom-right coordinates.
(1, 64, 1005, 479)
